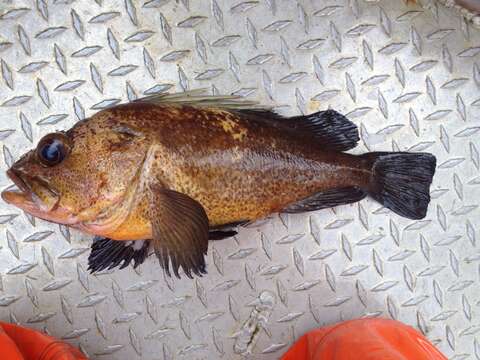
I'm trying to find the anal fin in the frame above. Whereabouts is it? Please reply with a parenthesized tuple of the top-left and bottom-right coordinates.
(283, 187, 366, 213)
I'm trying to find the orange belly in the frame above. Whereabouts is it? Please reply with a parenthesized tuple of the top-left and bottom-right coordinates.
(102, 195, 152, 240)
(105, 219, 152, 240)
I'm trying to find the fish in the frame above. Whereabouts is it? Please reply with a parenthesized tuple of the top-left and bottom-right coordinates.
(1, 90, 436, 278)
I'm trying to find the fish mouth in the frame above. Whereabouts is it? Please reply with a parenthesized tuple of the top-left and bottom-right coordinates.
(2, 168, 33, 204)
(2, 169, 78, 225)
(2, 168, 59, 213)
(7, 168, 31, 191)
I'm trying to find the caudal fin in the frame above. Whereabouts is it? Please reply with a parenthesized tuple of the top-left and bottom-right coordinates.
(363, 152, 436, 219)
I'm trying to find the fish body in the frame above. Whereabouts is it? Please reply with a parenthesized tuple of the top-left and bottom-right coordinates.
(1, 91, 436, 277)
(89, 102, 369, 240)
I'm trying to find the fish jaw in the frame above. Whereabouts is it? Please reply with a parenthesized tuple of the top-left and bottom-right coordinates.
(1, 188, 33, 209)
(2, 169, 78, 225)
(2, 168, 37, 210)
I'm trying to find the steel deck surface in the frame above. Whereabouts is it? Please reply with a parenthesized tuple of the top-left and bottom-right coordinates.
(0, 0, 479, 359)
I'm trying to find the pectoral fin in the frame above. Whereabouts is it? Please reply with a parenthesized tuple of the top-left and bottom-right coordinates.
(148, 184, 209, 278)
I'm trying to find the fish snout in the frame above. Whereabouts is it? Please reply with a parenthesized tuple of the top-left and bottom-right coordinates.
(2, 168, 33, 207)
(3, 168, 59, 212)
(6, 168, 30, 193)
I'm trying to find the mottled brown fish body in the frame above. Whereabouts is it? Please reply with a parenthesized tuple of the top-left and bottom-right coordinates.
(100, 103, 369, 240)
(2, 91, 436, 276)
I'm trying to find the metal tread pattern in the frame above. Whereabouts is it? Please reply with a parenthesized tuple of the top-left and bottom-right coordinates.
(0, 0, 479, 359)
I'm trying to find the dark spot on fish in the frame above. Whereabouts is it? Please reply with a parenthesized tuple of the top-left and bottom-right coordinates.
(109, 139, 133, 152)
(98, 172, 108, 191)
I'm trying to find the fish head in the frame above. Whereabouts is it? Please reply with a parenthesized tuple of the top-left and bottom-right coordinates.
(2, 113, 147, 226)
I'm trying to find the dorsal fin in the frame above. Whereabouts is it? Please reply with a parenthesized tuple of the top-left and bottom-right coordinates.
(136, 89, 265, 110)
(236, 109, 360, 151)
(136, 90, 359, 151)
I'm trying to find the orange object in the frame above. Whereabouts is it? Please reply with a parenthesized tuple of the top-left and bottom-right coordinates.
(282, 318, 447, 360)
(0, 322, 87, 360)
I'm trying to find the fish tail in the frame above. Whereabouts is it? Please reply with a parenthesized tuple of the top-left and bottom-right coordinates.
(362, 152, 436, 220)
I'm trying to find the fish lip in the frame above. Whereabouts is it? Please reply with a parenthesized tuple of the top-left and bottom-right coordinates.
(2, 168, 60, 213)
(2, 169, 72, 224)
(1, 168, 33, 206)
(2, 168, 33, 206)
(6, 168, 31, 195)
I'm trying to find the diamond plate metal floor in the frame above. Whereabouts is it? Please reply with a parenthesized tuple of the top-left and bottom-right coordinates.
(0, 0, 479, 359)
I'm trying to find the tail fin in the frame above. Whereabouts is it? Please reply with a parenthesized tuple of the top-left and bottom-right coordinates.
(363, 152, 436, 219)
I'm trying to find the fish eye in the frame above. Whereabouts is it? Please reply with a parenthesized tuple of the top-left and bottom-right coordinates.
(37, 133, 71, 167)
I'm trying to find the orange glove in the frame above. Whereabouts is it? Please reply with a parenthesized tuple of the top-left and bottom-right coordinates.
(282, 318, 447, 360)
(0, 322, 87, 360)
